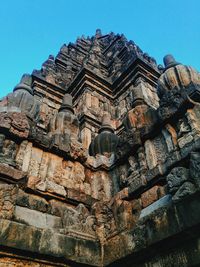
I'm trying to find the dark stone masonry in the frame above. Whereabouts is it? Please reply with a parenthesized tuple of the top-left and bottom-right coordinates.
(0, 30, 200, 266)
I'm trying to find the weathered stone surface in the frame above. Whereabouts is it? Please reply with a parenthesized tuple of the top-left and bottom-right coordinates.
(123, 104, 158, 139)
(0, 163, 27, 183)
(0, 111, 30, 138)
(128, 175, 146, 196)
(166, 167, 196, 202)
(140, 194, 172, 218)
(89, 114, 119, 157)
(16, 189, 48, 212)
(116, 129, 142, 159)
(105, 193, 200, 266)
(28, 147, 43, 177)
(1, 33, 200, 267)
(89, 170, 112, 200)
(48, 93, 83, 159)
(0, 219, 101, 266)
(36, 180, 67, 197)
(7, 74, 39, 120)
(0, 184, 18, 219)
(92, 201, 116, 239)
(0, 135, 17, 167)
(190, 151, 200, 187)
(60, 203, 97, 240)
(67, 188, 96, 205)
(144, 139, 157, 169)
(141, 185, 165, 208)
(178, 133, 193, 148)
(58, 160, 85, 189)
(0, 258, 63, 267)
(15, 140, 33, 171)
(14, 205, 62, 229)
(158, 59, 200, 96)
(129, 77, 159, 109)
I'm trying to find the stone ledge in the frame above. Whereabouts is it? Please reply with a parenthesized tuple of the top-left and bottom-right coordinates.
(0, 163, 27, 183)
(1, 192, 200, 266)
(0, 219, 101, 266)
(104, 191, 200, 266)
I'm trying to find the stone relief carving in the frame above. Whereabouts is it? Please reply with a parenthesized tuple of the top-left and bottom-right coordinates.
(0, 134, 17, 167)
(0, 112, 30, 139)
(92, 201, 116, 239)
(60, 203, 97, 239)
(166, 167, 196, 202)
(0, 184, 18, 219)
(190, 151, 200, 188)
(119, 156, 140, 188)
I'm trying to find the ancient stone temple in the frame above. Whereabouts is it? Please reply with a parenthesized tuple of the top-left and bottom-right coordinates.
(0, 30, 200, 266)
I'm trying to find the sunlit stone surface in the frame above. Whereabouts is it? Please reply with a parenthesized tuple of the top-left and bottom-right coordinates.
(0, 31, 200, 266)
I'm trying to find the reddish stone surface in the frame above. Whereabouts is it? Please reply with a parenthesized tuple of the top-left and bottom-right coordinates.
(0, 163, 27, 182)
(0, 112, 30, 138)
(141, 185, 163, 208)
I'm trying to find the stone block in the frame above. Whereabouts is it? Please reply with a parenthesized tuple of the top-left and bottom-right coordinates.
(190, 151, 200, 187)
(28, 147, 43, 177)
(48, 199, 68, 217)
(128, 175, 146, 196)
(139, 195, 172, 219)
(166, 167, 196, 202)
(0, 219, 101, 266)
(91, 96, 99, 109)
(14, 205, 46, 228)
(27, 175, 41, 189)
(178, 133, 193, 149)
(0, 184, 18, 219)
(0, 163, 27, 183)
(46, 213, 62, 229)
(16, 189, 48, 212)
(85, 92, 92, 107)
(67, 188, 96, 206)
(114, 188, 129, 200)
(141, 185, 161, 208)
(36, 180, 67, 197)
(144, 140, 157, 169)
(14, 205, 62, 229)
(22, 143, 33, 173)
(0, 257, 54, 267)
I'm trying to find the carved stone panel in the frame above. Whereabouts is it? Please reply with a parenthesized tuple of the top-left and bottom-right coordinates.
(166, 167, 196, 202)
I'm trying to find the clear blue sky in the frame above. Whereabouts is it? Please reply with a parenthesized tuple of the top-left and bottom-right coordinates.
(0, 0, 199, 98)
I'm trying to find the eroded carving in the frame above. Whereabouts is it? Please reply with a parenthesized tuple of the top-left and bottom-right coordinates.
(49, 94, 79, 147)
(0, 112, 30, 138)
(166, 167, 196, 202)
(0, 134, 17, 167)
(190, 151, 200, 188)
(61, 203, 97, 240)
(6, 74, 39, 120)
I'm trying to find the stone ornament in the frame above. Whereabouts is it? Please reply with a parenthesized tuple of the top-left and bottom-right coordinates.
(49, 93, 80, 151)
(158, 55, 200, 98)
(89, 113, 119, 157)
(166, 167, 196, 202)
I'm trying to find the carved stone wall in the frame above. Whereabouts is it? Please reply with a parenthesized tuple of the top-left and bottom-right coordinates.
(0, 31, 200, 266)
